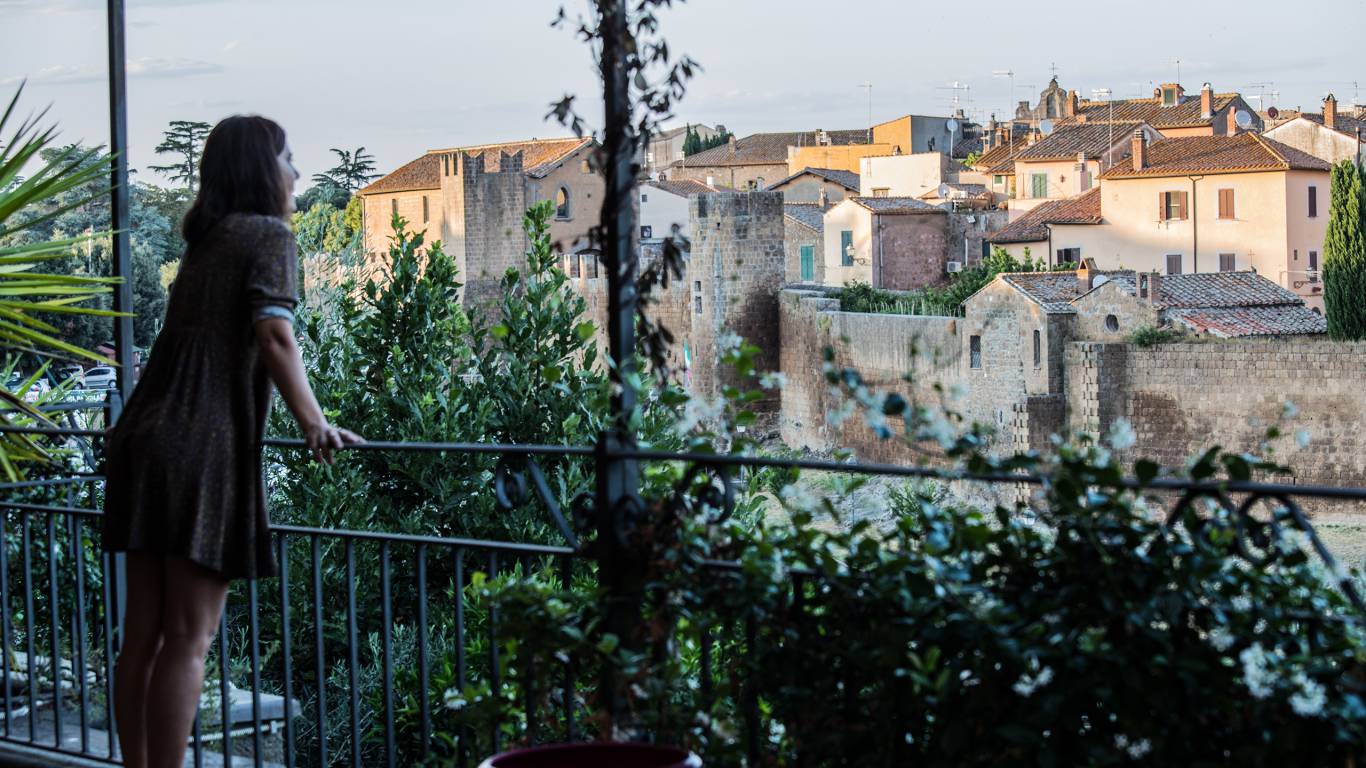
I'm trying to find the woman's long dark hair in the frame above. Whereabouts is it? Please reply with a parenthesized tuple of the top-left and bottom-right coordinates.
(182, 116, 289, 246)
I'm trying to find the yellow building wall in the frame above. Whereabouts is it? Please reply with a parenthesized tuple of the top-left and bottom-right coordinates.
(995, 223, 1116, 266)
(788, 144, 894, 176)
(872, 115, 913, 150)
(361, 188, 443, 266)
(1012, 158, 1101, 205)
(1284, 169, 1331, 313)
(1154, 125, 1215, 138)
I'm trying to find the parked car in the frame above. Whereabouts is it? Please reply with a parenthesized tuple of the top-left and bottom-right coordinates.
(22, 378, 51, 403)
(56, 364, 84, 385)
(82, 366, 117, 389)
(4, 372, 22, 392)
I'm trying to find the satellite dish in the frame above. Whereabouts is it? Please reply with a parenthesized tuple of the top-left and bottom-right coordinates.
(1235, 110, 1254, 129)
(946, 118, 960, 133)
(1267, 106, 1280, 119)
(1039, 119, 1055, 135)
(1093, 275, 1111, 288)
(937, 183, 952, 199)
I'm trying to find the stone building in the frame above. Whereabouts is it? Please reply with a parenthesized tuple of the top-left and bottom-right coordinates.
(641, 178, 716, 242)
(668, 129, 870, 191)
(1064, 82, 1262, 138)
(767, 167, 859, 205)
(988, 188, 1104, 265)
(358, 138, 600, 307)
(646, 123, 724, 175)
(784, 202, 827, 284)
(1264, 94, 1366, 166)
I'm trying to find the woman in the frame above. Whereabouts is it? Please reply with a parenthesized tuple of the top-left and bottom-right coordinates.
(102, 115, 362, 768)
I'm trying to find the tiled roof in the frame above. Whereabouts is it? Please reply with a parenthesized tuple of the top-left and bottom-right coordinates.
(1164, 306, 1326, 337)
(850, 196, 945, 214)
(953, 136, 984, 158)
(1014, 122, 1143, 162)
(975, 140, 1026, 174)
(999, 272, 1102, 313)
(1297, 112, 1366, 140)
(1066, 92, 1245, 129)
(987, 188, 1101, 244)
(357, 153, 441, 195)
(784, 203, 829, 233)
(919, 183, 988, 199)
(676, 129, 871, 168)
(646, 178, 718, 197)
(360, 138, 590, 194)
(995, 268, 1324, 333)
(770, 167, 861, 192)
(1101, 134, 1330, 179)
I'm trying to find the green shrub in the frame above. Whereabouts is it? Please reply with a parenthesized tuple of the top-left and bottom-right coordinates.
(837, 247, 1051, 317)
(1128, 325, 1180, 347)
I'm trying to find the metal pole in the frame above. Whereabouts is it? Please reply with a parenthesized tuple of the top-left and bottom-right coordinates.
(107, 0, 134, 401)
(595, 0, 644, 734)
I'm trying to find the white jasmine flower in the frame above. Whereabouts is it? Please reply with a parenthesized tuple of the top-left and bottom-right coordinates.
(1107, 419, 1137, 451)
(717, 330, 743, 354)
(1231, 595, 1252, 613)
(759, 371, 787, 389)
(827, 396, 857, 427)
(1289, 673, 1326, 717)
(443, 687, 467, 711)
(1126, 738, 1152, 759)
(1012, 664, 1054, 697)
(1207, 627, 1235, 652)
(1239, 643, 1278, 699)
(676, 396, 725, 434)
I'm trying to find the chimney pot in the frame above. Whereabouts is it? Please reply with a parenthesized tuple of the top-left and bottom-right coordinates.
(1067, 89, 1079, 117)
(1325, 93, 1338, 131)
(1201, 83, 1214, 119)
(1131, 129, 1147, 172)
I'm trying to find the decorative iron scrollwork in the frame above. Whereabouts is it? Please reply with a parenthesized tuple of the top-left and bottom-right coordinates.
(493, 454, 580, 549)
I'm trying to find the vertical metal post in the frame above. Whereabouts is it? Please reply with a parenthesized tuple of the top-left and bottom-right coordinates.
(107, 0, 134, 399)
(595, 0, 645, 734)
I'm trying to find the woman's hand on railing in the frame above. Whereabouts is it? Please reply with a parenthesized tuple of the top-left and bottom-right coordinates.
(303, 421, 364, 465)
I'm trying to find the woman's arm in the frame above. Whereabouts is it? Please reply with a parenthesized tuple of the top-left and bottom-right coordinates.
(254, 317, 362, 464)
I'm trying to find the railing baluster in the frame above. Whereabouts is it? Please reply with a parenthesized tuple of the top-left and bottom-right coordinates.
(218, 611, 232, 764)
(417, 543, 431, 759)
(346, 539, 360, 768)
(488, 551, 500, 755)
(455, 547, 466, 768)
(278, 533, 295, 767)
(1, 510, 12, 738)
(248, 578, 263, 767)
(192, 711, 203, 768)
(311, 534, 327, 768)
(381, 540, 395, 768)
(559, 555, 574, 743)
(69, 512, 89, 755)
(22, 512, 36, 743)
(46, 513, 62, 748)
(744, 613, 759, 765)
(100, 552, 117, 761)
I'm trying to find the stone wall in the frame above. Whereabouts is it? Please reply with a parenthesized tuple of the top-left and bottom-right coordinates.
(783, 218, 823, 285)
(1065, 340, 1366, 495)
(778, 288, 962, 463)
(689, 191, 787, 404)
(947, 209, 1008, 267)
(875, 213, 950, 291)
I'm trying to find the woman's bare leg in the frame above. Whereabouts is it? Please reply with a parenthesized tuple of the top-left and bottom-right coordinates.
(112, 552, 166, 768)
(143, 557, 230, 768)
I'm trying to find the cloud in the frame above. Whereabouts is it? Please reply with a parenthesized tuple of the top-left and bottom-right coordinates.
(2, 57, 221, 87)
(223, 40, 240, 52)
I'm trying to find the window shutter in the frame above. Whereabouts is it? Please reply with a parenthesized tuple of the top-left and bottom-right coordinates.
(1159, 192, 1167, 221)
(1177, 191, 1189, 220)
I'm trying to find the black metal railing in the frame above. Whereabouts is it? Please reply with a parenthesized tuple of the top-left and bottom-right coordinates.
(3, 415, 1366, 766)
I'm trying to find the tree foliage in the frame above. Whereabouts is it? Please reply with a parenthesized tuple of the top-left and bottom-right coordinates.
(1323, 160, 1366, 340)
(149, 119, 211, 190)
(311, 146, 380, 194)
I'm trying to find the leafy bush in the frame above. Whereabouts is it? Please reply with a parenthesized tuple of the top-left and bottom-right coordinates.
(1128, 325, 1181, 347)
(837, 247, 1049, 317)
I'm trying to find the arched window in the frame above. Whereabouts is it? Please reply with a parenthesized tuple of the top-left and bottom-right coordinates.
(555, 187, 571, 219)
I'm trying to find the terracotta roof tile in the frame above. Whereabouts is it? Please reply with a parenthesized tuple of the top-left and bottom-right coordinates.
(770, 167, 861, 192)
(850, 196, 944, 214)
(1164, 306, 1326, 337)
(1014, 122, 1143, 161)
(646, 178, 718, 197)
(1297, 112, 1366, 140)
(987, 188, 1101, 244)
(784, 203, 829, 233)
(359, 138, 589, 195)
(975, 140, 1026, 174)
(675, 129, 871, 168)
(1066, 93, 1247, 129)
(1100, 134, 1330, 179)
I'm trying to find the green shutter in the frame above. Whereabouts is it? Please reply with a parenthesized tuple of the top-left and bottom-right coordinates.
(840, 230, 854, 266)
(800, 244, 815, 281)
(1031, 173, 1048, 199)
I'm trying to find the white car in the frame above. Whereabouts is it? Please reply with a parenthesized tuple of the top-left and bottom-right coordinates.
(22, 378, 51, 403)
(82, 366, 117, 389)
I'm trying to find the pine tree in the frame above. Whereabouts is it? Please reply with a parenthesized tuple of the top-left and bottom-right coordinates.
(149, 120, 211, 190)
(1322, 160, 1366, 340)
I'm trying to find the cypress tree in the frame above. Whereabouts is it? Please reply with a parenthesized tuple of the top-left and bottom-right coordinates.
(1322, 160, 1366, 340)
(682, 125, 701, 156)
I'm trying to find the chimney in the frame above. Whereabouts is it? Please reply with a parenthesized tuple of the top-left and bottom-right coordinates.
(1147, 271, 1163, 305)
(1325, 93, 1338, 130)
(727, 134, 737, 158)
(1076, 259, 1096, 295)
(1201, 83, 1213, 119)
(1066, 89, 1079, 117)
(817, 185, 828, 208)
(1227, 109, 1239, 134)
(1131, 129, 1147, 172)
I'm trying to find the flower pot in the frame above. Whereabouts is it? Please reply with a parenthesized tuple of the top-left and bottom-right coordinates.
(478, 742, 701, 768)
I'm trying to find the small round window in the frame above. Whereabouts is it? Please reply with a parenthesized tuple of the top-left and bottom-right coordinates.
(1105, 314, 1119, 332)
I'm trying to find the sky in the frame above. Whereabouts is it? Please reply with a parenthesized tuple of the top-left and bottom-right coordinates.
(2, 0, 1363, 186)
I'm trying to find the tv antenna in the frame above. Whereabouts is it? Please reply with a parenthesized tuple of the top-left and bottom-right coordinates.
(1173, 57, 1182, 84)
(937, 81, 971, 111)
(858, 82, 873, 143)
(992, 68, 1016, 120)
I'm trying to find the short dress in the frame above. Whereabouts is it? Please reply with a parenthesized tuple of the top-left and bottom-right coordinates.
(102, 212, 299, 580)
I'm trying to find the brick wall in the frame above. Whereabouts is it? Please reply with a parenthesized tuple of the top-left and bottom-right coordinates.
(875, 213, 950, 291)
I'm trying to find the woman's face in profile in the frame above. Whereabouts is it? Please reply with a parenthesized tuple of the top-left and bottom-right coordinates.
(278, 142, 301, 213)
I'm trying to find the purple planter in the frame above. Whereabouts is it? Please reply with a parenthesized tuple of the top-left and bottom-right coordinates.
(478, 742, 702, 768)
